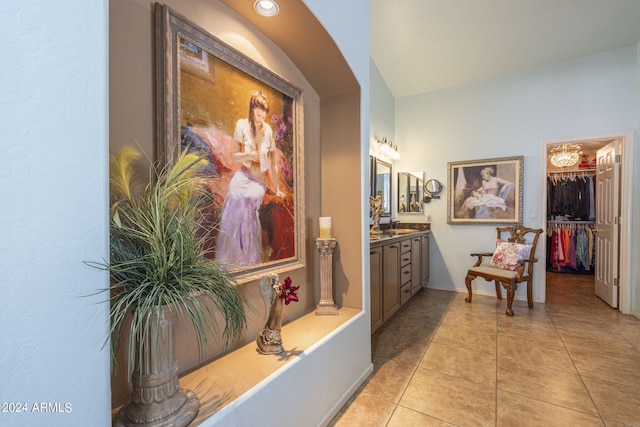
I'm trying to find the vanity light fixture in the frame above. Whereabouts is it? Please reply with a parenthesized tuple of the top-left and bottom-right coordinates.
(254, 0, 280, 17)
(376, 137, 401, 160)
(550, 143, 581, 168)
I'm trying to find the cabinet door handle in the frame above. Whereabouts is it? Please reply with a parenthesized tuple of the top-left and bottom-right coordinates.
(403, 270, 410, 275)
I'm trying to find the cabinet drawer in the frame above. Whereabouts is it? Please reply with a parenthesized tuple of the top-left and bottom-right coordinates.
(400, 283, 412, 305)
(400, 239, 412, 254)
(400, 264, 412, 286)
(400, 251, 412, 267)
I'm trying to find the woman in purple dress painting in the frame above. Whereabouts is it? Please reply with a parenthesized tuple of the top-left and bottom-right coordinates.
(215, 91, 284, 268)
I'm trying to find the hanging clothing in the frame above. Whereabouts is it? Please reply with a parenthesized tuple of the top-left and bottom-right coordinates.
(546, 222, 594, 274)
(547, 174, 595, 221)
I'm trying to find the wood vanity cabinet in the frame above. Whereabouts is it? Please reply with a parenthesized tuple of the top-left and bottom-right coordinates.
(370, 231, 430, 332)
(421, 233, 430, 285)
(411, 236, 422, 295)
(382, 243, 401, 321)
(369, 246, 383, 333)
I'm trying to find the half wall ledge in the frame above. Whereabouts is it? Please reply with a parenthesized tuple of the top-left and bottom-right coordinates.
(182, 306, 363, 425)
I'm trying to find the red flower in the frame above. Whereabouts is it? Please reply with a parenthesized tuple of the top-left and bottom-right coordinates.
(277, 276, 299, 305)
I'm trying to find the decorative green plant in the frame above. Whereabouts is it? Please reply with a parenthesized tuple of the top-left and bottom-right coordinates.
(90, 146, 247, 375)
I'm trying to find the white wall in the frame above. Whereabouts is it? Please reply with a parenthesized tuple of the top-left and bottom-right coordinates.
(305, 0, 370, 83)
(395, 47, 638, 302)
(0, 2, 111, 427)
(370, 59, 396, 149)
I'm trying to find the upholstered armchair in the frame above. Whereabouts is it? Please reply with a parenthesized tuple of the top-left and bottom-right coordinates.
(465, 225, 544, 316)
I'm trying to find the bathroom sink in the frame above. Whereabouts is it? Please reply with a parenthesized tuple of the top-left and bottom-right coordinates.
(384, 228, 416, 235)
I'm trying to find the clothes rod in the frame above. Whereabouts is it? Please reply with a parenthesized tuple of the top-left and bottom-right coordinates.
(547, 220, 595, 224)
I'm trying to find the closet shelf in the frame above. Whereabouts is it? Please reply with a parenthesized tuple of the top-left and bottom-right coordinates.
(548, 169, 595, 175)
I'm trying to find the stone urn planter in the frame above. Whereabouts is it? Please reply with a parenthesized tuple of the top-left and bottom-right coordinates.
(87, 147, 248, 427)
(114, 306, 198, 427)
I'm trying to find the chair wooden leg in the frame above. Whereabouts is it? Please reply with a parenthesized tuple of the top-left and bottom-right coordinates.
(495, 280, 502, 300)
(502, 283, 515, 316)
(526, 279, 533, 308)
(464, 274, 474, 303)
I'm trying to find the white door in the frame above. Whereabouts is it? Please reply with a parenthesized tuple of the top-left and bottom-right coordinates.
(594, 140, 620, 307)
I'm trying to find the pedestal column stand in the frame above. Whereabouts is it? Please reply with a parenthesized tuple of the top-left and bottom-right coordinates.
(315, 238, 339, 315)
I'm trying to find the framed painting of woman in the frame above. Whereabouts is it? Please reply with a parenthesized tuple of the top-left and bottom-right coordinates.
(447, 156, 524, 224)
(155, 4, 305, 282)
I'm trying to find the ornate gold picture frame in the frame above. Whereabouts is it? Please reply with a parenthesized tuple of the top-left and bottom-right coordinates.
(156, 3, 305, 281)
(447, 156, 524, 224)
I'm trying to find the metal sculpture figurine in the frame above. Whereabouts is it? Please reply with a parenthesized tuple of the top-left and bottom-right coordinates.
(370, 191, 384, 235)
(257, 274, 285, 354)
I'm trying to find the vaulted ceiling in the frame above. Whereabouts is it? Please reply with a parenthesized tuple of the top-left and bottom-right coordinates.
(371, 0, 640, 98)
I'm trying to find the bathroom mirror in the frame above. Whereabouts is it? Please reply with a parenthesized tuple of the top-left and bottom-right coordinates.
(397, 171, 423, 213)
(371, 157, 392, 216)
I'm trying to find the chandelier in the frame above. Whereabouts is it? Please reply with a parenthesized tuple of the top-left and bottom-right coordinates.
(550, 143, 581, 168)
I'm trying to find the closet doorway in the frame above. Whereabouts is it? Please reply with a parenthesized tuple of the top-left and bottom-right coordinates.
(540, 130, 635, 314)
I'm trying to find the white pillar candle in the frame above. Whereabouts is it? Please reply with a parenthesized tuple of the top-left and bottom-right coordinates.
(319, 217, 332, 238)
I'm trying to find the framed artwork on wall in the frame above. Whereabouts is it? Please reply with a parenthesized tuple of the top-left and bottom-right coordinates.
(447, 156, 524, 224)
(155, 3, 305, 282)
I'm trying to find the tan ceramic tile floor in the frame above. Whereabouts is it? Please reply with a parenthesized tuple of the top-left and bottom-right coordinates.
(329, 273, 640, 426)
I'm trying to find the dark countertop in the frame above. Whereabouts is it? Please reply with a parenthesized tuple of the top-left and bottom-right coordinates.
(369, 229, 430, 247)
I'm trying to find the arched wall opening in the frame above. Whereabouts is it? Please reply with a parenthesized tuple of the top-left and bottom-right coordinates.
(110, 0, 367, 421)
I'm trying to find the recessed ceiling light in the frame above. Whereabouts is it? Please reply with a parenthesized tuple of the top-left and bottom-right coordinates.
(254, 0, 279, 17)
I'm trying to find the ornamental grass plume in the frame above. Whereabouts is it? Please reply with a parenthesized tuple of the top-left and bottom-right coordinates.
(89, 146, 248, 375)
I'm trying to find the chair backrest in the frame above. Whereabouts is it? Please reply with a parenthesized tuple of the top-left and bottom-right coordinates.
(495, 225, 543, 257)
